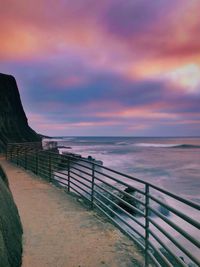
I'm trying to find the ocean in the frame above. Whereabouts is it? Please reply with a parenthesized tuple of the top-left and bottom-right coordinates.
(52, 136, 200, 204)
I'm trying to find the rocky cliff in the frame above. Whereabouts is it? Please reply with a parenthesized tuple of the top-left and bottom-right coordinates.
(0, 166, 23, 267)
(0, 73, 41, 152)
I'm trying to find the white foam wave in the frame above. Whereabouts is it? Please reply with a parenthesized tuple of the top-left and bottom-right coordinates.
(135, 143, 180, 148)
(116, 142, 129, 145)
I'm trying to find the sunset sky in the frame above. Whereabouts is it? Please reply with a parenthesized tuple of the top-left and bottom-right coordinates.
(0, 0, 200, 136)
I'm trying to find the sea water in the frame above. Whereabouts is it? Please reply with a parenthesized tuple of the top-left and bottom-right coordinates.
(55, 136, 200, 203)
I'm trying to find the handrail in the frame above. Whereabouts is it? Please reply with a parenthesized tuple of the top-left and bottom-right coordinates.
(50, 151, 200, 208)
(6, 142, 200, 267)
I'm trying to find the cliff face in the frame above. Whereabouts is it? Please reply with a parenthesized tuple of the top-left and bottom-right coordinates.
(0, 73, 41, 152)
(0, 166, 23, 267)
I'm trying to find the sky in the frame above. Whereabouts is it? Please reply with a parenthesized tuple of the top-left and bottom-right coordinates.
(0, 0, 200, 136)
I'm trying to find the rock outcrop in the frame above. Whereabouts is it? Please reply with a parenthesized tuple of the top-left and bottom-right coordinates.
(0, 73, 41, 152)
(0, 166, 23, 267)
(118, 187, 170, 217)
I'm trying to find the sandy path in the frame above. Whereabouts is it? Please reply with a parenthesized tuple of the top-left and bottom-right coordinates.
(0, 157, 143, 267)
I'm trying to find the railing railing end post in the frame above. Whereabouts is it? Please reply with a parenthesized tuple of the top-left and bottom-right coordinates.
(145, 184, 150, 267)
(91, 162, 95, 209)
(67, 157, 70, 192)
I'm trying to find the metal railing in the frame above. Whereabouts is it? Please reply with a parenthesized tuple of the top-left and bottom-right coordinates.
(6, 143, 200, 267)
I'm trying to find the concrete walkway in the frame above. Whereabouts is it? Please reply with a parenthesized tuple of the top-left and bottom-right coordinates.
(0, 158, 143, 267)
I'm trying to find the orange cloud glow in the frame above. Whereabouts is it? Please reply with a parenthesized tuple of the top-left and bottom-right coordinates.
(1, 0, 200, 136)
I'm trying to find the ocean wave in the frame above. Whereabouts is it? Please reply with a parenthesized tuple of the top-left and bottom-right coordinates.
(116, 142, 129, 146)
(135, 143, 200, 148)
(62, 137, 76, 141)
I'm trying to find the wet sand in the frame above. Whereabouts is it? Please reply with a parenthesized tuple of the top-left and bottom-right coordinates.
(0, 157, 143, 267)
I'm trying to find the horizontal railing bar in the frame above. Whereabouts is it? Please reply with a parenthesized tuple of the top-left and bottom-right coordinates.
(95, 169, 145, 195)
(53, 178, 68, 187)
(37, 167, 50, 174)
(26, 156, 36, 161)
(38, 159, 49, 165)
(94, 175, 145, 206)
(149, 218, 200, 266)
(27, 158, 36, 162)
(56, 155, 82, 165)
(69, 184, 91, 203)
(27, 162, 36, 167)
(38, 158, 49, 163)
(37, 170, 50, 176)
(7, 142, 41, 145)
(70, 169, 92, 184)
(38, 173, 49, 179)
(53, 169, 68, 176)
(94, 183, 145, 221)
(38, 164, 49, 172)
(70, 161, 94, 171)
(94, 195, 144, 240)
(149, 185, 200, 211)
(51, 166, 63, 172)
(37, 168, 48, 175)
(149, 206, 200, 248)
(53, 174, 68, 182)
(70, 165, 92, 178)
(148, 239, 173, 267)
(69, 179, 91, 196)
(38, 170, 49, 176)
(149, 194, 200, 229)
(52, 156, 67, 162)
(149, 229, 188, 267)
(37, 155, 50, 159)
(93, 201, 145, 251)
(70, 174, 92, 190)
(38, 151, 50, 155)
(38, 171, 49, 177)
(36, 166, 47, 173)
(8, 150, 37, 154)
(37, 170, 49, 176)
(147, 250, 162, 267)
(53, 163, 68, 170)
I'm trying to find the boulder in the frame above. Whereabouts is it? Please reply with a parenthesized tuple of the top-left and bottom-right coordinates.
(119, 186, 170, 217)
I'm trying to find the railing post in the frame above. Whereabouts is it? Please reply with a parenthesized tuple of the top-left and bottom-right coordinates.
(49, 152, 52, 182)
(24, 148, 27, 170)
(67, 157, 70, 192)
(145, 184, 150, 267)
(91, 163, 95, 209)
(35, 150, 39, 175)
(17, 147, 19, 166)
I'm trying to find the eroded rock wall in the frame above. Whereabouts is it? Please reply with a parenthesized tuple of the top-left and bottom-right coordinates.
(0, 165, 23, 267)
